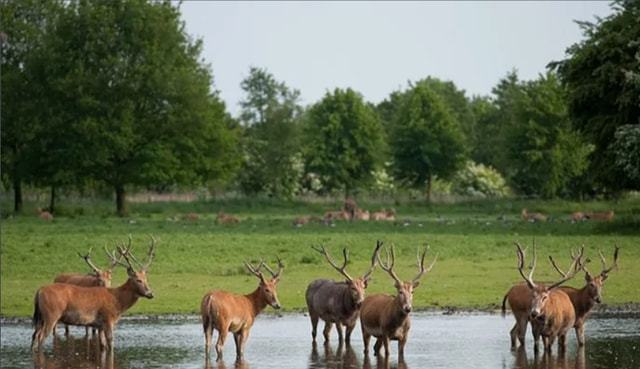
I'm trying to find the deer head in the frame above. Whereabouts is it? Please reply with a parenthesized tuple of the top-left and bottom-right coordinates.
(245, 257, 284, 309)
(114, 235, 156, 299)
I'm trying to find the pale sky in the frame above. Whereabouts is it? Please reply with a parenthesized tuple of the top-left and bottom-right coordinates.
(178, 1, 613, 116)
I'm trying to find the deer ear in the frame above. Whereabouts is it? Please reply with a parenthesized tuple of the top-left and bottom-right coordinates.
(600, 273, 608, 281)
(363, 279, 369, 288)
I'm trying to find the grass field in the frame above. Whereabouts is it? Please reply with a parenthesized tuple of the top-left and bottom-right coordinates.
(2, 197, 639, 317)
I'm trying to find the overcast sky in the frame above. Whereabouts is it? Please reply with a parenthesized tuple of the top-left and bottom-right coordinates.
(178, 1, 613, 116)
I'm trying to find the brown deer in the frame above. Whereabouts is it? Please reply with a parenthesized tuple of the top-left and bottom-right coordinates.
(183, 212, 200, 221)
(371, 209, 396, 221)
(323, 210, 350, 222)
(305, 241, 382, 344)
(216, 211, 240, 224)
(585, 210, 614, 221)
(201, 258, 284, 361)
(37, 208, 54, 221)
(344, 197, 358, 221)
(31, 237, 156, 352)
(53, 247, 122, 336)
(293, 215, 321, 227)
(502, 244, 584, 349)
(555, 246, 619, 346)
(360, 245, 436, 358)
(513, 242, 583, 353)
(355, 209, 370, 221)
(570, 212, 587, 223)
(521, 209, 547, 222)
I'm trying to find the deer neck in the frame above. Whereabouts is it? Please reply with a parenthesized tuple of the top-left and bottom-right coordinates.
(111, 278, 141, 314)
(575, 285, 596, 316)
(246, 287, 268, 317)
(340, 286, 359, 316)
(390, 294, 409, 325)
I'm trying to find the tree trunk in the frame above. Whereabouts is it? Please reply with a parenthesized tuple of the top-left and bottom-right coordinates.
(49, 185, 56, 214)
(115, 185, 127, 217)
(13, 178, 23, 213)
(426, 174, 432, 204)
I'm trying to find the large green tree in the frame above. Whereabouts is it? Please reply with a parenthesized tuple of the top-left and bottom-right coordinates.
(390, 81, 466, 201)
(553, 0, 640, 192)
(304, 88, 384, 196)
(501, 72, 591, 198)
(237, 67, 303, 197)
(38, 0, 239, 215)
(0, 0, 64, 213)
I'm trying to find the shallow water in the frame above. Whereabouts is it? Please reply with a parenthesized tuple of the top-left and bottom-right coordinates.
(2, 314, 639, 369)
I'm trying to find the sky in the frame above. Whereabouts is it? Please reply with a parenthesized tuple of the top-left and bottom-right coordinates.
(178, 1, 613, 117)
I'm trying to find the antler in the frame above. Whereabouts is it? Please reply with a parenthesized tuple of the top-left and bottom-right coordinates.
(599, 245, 619, 276)
(244, 260, 266, 282)
(312, 245, 353, 281)
(515, 241, 536, 289)
(547, 246, 584, 289)
(122, 235, 156, 271)
(78, 247, 102, 274)
(104, 245, 124, 271)
(116, 236, 138, 271)
(412, 246, 437, 285)
(377, 244, 402, 285)
(362, 240, 383, 281)
(549, 245, 586, 278)
(262, 256, 284, 280)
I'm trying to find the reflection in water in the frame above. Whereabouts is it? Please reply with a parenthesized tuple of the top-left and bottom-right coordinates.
(511, 346, 586, 369)
(308, 342, 360, 369)
(362, 354, 409, 369)
(205, 358, 251, 369)
(33, 335, 116, 369)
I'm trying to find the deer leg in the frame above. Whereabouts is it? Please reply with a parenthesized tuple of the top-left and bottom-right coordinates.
(233, 332, 241, 358)
(373, 339, 382, 356)
(310, 314, 319, 342)
(362, 330, 371, 355)
(531, 323, 541, 353)
(576, 323, 586, 346)
(103, 324, 114, 353)
(215, 324, 229, 361)
(204, 323, 214, 357)
(516, 316, 527, 347)
(558, 334, 567, 352)
(335, 322, 344, 343)
(382, 336, 390, 358)
(238, 328, 250, 360)
(65, 324, 70, 337)
(322, 322, 333, 343)
(345, 323, 355, 345)
(398, 336, 407, 357)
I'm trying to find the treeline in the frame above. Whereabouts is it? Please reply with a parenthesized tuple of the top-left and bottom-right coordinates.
(1, 0, 639, 216)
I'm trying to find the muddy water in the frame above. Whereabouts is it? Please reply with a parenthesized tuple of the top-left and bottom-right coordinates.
(2, 314, 639, 369)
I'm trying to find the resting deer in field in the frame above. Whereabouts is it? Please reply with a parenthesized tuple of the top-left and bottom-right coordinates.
(360, 245, 436, 358)
(53, 247, 122, 336)
(555, 246, 619, 346)
(521, 209, 547, 222)
(201, 258, 284, 361)
(305, 241, 382, 344)
(355, 209, 370, 221)
(585, 210, 614, 222)
(31, 237, 156, 352)
(37, 208, 54, 221)
(371, 209, 396, 221)
(513, 242, 583, 353)
(216, 211, 240, 224)
(570, 212, 587, 223)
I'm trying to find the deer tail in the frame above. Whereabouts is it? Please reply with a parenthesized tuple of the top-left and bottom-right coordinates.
(32, 291, 43, 329)
(201, 294, 216, 332)
(501, 293, 509, 318)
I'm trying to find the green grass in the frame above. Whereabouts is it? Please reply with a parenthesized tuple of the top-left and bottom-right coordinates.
(2, 197, 639, 317)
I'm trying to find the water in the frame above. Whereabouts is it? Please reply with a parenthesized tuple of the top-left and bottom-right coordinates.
(2, 314, 639, 369)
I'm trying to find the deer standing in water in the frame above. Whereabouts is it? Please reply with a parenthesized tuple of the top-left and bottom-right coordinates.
(556, 246, 619, 346)
(360, 245, 436, 358)
(53, 247, 122, 336)
(201, 258, 284, 361)
(305, 241, 382, 344)
(32, 237, 156, 352)
(513, 242, 583, 353)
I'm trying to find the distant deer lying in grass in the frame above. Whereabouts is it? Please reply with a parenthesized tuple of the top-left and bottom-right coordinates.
(201, 258, 284, 361)
(32, 237, 156, 352)
(585, 210, 614, 222)
(37, 208, 53, 221)
(360, 244, 436, 358)
(324, 210, 350, 223)
(521, 209, 547, 222)
(371, 209, 396, 221)
(216, 211, 240, 224)
(53, 247, 122, 336)
(293, 215, 321, 227)
(570, 212, 587, 223)
(183, 213, 200, 221)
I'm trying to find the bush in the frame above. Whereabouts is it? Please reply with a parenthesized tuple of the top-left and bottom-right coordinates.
(451, 161, 510, 198)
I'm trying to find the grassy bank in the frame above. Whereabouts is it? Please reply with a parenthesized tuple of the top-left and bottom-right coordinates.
(2, 197, 639, 317)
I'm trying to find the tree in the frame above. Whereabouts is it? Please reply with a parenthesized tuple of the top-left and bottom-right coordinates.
(468, 95, 501, 167)
(39, 0, 239, 216)
(237, 67, 303, 197)
(553, 0, 640, 192)
(304, 88, 385, 196)
(390, 81, 466, 201)
(612, 124, 640, 187)
(501, 73, 591, 198)
(0, 0, 64, 213)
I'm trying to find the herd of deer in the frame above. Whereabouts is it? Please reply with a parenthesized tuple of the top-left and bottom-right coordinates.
(29, 235, 620, 363)
(521, 208, 615, 223)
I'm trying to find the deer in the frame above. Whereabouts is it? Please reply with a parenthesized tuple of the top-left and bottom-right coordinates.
(584, 210, 614, 221)
(344, 197, 358, 221)
(360, 244, 436, 358)
(201, 258, 284, 361)
(53, 247, 122, 336)
(521, 209, 547, 222)
(216, 211, 240, 224)
(305, 241, 382, 345)
(555, 246, 620, 346)
(570, 212, 587, 223)
(31, 237, 156, 352)
(513, 242, 583, 353)
(323, 210, 350, 223)
(293, 215, 321, 227)
(371, 209, 396, 221)
(37, 208, 54, 221)
(183, 213, 200, 221)
(355, 209, 370, 221)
